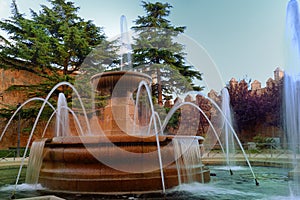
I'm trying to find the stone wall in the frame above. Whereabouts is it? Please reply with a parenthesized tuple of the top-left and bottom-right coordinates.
(0, 69, 45, 109)
(0, 69, 47, 149)
(224, 67, 284, 142)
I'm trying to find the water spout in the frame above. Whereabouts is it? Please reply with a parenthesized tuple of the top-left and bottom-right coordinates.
(41, 106, 85, 138)
(56, 93, 70, 137)
(221, 88, 236, 173)
(120, 15, 132, 69)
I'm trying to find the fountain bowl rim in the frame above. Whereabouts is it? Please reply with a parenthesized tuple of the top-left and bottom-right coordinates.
(90, 70, 152, 84)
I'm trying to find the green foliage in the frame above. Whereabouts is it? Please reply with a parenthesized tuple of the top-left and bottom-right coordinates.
(132, 1, 203, 104)
(0, 148, 30, 158)
(0, 0, 110, 76)
(0, 0, 118, 120)
(164, 107, 180, 130)
(0, 108, 15, 119)
(253, 134, 275, 149)
(0, 102, 53, 121)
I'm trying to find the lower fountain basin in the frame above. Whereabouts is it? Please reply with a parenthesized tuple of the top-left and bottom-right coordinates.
(39, 135, 210, 194)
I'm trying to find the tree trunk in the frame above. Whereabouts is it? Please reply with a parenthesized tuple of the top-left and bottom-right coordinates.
(157, 68, 163, 106)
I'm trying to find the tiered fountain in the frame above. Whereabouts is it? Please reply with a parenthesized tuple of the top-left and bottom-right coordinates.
(0, 12, 268, 199)
(32, 71, 210, 194)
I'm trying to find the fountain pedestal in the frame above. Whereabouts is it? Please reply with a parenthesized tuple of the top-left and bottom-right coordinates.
(91, 71, 151, 136)
(101, 97, 136, 135)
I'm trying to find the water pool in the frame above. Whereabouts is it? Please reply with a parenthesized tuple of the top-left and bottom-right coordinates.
(0, 166, 295, 200)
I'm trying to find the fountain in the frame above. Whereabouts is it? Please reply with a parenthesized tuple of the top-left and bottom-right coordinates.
(1, 9, 291, 199)
(18, 70, 210, 195)
(0, 65, 263, 199)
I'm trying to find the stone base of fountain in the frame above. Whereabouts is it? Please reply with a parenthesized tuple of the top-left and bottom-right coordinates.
(39, 135, 210, 194)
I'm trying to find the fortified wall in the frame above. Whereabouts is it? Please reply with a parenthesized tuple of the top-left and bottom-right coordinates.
(164, 67, 284, 143)
(223, 67, 284, 142)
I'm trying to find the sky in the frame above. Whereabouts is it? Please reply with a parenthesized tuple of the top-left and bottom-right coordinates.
(0, 0, 289, 92)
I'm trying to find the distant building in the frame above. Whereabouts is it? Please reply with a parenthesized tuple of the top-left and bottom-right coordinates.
(250, 67, 284, 92)
(251, 80, 261, 90)
(274, 67, 284, 82)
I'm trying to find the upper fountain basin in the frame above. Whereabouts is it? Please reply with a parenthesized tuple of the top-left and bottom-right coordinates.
(90, 71, 152, 96)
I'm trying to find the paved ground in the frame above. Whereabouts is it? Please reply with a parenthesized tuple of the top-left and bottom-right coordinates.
(0, 157, 28, 168)
(202, 151, 299, 167)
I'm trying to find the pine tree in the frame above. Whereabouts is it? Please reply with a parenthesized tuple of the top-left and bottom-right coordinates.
(132, 1, 203, 105)
(0, 0, 117, 117)
(0, 0, 116, 79)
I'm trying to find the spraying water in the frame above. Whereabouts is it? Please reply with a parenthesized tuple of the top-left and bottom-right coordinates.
(56, 93, 70, 137)
(132, 80, 166, 193)
(120, 15, 132, 69)
(162, 93, 258, 185)
(42, 106, 85, 138)
(221, 88, 236, 172)
(284, 0, 300, 197)
(12, 82, 92, 195)
(0, 97, 55, 142)
(133, 79, 257, 185)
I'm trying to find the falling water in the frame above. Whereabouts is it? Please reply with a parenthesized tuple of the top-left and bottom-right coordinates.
(162, 94, 258, 185)
(56, 93, 70, 137)
(221, 88, 236, 170)
(133, 80, 258, 186)
(173, 138, 204, 184)
(25, 138, 48, 185)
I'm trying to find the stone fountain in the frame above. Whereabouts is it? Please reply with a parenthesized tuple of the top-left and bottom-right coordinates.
(36, 71, 210, 194)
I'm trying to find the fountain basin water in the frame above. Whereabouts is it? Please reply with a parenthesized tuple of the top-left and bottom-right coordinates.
(38, 135, 210, 194)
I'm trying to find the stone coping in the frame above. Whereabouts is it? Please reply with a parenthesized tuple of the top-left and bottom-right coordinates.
(49, 135, 203, 144)
(90, 70, 152, 94)
(202, 157, 295, 168)
(90, 70, 152, 84)
(16, 195, 65, 200)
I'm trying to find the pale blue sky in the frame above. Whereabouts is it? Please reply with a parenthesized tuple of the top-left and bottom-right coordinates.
(0, 0, 289, 91)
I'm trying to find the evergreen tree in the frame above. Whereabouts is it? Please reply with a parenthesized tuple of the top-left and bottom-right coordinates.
(0, 0, 117, 117)
(132, 1, 203, 105)
(0, 0, 116, 79)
